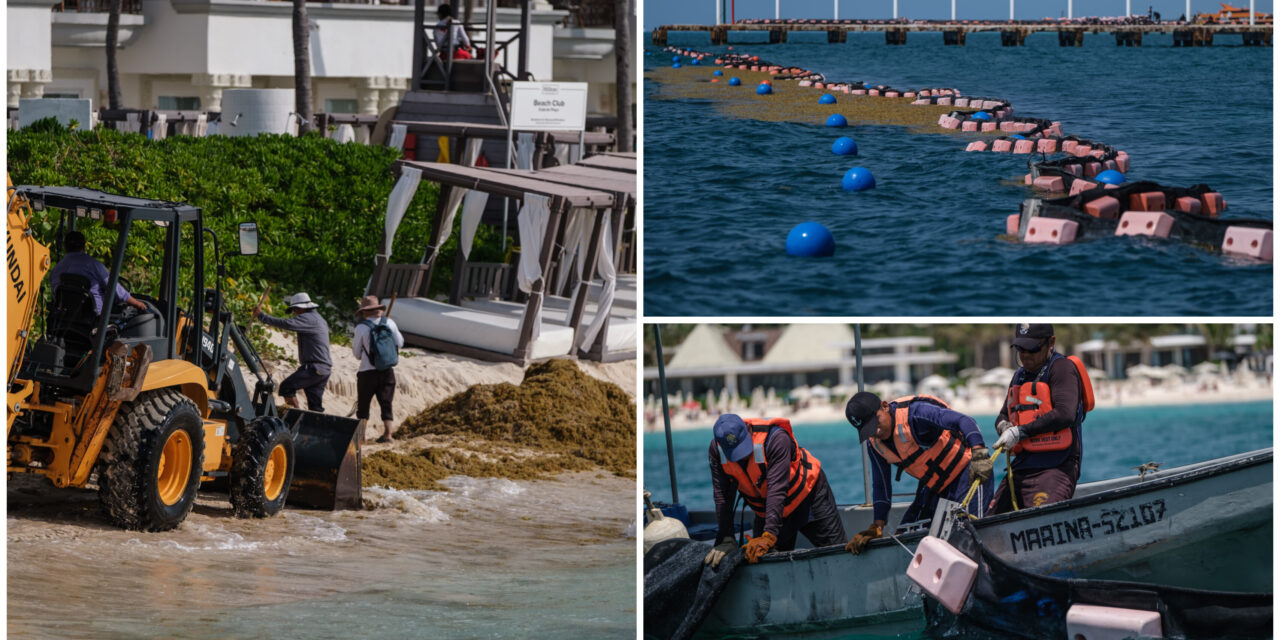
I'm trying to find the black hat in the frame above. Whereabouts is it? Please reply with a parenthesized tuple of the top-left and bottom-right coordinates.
(1012, 323, 1054, 351)
(844, 391, 882, 443)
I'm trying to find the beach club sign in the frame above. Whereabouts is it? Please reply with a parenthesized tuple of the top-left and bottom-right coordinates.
(510, 82, 588, 131)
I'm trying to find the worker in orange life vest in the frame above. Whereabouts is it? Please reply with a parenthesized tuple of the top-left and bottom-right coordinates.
(703, 414, 847, 568)
(991, 323, 1090, 513)
(842, 392, 994, 554)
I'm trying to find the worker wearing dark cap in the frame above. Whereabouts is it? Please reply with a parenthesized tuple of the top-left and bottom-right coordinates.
(990, 323, 1091, 513)
(842, 391, 993, 555)
(703, 414, 847, 568)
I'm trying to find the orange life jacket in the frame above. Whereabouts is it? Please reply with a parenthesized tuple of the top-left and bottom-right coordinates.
(1006, 354, 1093, 454)
(719, 418, 821, 519)
(868, 395, 972, 494)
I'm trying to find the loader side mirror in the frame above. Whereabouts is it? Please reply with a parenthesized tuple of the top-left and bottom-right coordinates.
(238, 222, 259, 256)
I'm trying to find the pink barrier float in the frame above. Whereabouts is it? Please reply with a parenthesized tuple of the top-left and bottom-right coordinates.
(1174, 196, 1202, 214)
(1201, 192, 1226, 215)
(1222, 227, 1273, 260)
(1032, 175, 1063, 191)
(981, 122, 998, 132)
(992, 139, 1014, 153)
(1070, 179, 1097, 195)
(1066, 605, 1163, 640)
(1006, 213, 1020, 235)
(1013, 140, 1034, 154)
(905, 536, 978, 615)
(1037, 139, 1058, 153)
(966, 141, 989, 152)
(1026, 217, 1079, 244)
(962, 121, 978, 132)
(1116, 210, 1175, 238)
(1085, 196, 1121, 219)
(1129, 192, 1167, 212)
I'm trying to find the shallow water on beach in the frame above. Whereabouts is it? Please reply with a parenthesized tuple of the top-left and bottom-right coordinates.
(643, 31, 1272, 316)
(8, 472, 635, 639)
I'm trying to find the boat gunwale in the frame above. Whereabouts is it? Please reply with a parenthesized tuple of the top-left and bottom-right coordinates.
(754, 448, 1272, 564)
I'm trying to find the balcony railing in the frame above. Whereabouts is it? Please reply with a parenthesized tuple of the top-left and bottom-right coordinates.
(53, 1, 143, 13)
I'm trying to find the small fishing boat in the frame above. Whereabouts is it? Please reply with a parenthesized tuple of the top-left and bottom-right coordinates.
(692, 448, 1272, 635)
(919, 517, 1272, 639)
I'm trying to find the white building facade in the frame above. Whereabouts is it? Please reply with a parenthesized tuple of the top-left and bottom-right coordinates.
(9, 1, 621, 118)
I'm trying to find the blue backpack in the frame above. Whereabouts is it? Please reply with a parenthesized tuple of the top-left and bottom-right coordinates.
(361, 318, 399, 371)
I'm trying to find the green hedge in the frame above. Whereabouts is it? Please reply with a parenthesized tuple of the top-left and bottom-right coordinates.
(8, 122, 509, 351)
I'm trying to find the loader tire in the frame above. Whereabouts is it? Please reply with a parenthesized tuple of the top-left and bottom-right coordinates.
(230, 416, 295, 518)
(98, 389, 205, 531)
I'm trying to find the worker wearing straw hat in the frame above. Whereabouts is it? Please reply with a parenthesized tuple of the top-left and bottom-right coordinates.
(353, 295, 404, 443)
(254, 292, 332, 412)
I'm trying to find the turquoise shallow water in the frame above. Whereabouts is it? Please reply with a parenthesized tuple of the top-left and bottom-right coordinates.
(644, 400, 1272, 638)
(643, 32, 1273, 316)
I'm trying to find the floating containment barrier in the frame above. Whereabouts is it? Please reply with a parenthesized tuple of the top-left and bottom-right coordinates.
(826, 114, 847, 127)
(842, 167, 876, 191)
(832, 136, 858, 156)
(786, 222, 836, 257)
(818, 94, 836, 104)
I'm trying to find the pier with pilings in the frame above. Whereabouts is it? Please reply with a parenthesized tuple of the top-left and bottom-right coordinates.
(651, 22, 1272, 47)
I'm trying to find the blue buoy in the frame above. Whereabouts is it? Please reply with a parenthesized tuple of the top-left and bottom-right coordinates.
(818, 94, 837, 105)
(690, 57, 701, 65)
(971, 111, 992, 121)
(786, 222, 836, 257)
(672, 55, 681, 62)
(1096, 169, 1126, 185)
(646, 51, 652, 56)
(672, 62, 682, 69)
(842, 167, 876, 191)
(831, 137, 858, 156)
(756, 83, 773, 95)
(713, 69, 724, 76)
(728, 77, 741, 86)
(1010, 134, 1026, 140)
(826, 114, 847, 128)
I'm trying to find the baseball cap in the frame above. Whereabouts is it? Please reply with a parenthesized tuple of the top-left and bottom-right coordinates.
(713, 414, 754, 462)
(1012, 323, 1054, 351)
(844, 391, 883, 442)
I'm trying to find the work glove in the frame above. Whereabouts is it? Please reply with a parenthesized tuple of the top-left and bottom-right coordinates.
(704, 537, 738, 569)
(995, 420, 1015, 435)
(742, 531, 777, 564)
(995, 426, 1023, 451)
(844, 524, 883, 555)
(969, 446, 993, 484)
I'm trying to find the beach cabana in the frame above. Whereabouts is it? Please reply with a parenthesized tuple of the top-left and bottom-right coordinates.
(369, 160, 634, 363)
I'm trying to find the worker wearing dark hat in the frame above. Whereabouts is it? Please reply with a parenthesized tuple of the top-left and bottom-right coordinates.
(842, 391, 993, 555)
(703, 414, 847, 568)
(990, 323, 1089, 513)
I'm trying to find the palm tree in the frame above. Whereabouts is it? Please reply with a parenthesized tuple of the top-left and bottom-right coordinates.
(614, 0, 634, 152)
(106, 0, 122, 110)
(292, 0, 313, 135)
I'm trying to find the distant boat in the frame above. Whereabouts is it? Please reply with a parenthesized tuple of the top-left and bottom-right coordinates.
(692, 449, 1272, 635)
(1195, 3, 1273, 24)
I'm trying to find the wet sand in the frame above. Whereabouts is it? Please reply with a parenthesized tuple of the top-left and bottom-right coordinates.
(8, 470, 635, 639)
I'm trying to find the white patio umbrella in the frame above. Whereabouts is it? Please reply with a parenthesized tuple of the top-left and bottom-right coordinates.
(978, 367, 1016, 386)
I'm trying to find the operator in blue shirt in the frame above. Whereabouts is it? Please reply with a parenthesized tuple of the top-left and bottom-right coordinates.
(842, 391, 994, 554)
(48, 231, 147, 315)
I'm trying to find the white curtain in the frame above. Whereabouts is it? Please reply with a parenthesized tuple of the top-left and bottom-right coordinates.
(331, 123, 355, 144)
(516, 132, 536, 170)
(380, 166, 423, 259)
(459, 190, 490, 260)
(150, 113, 167, 140)
(578, 216, 615, 351)
(517, 194, 551, 341)
(388, 123, 408, 151)
(428, 138, 485, 257)
(555, 208, 593, 295)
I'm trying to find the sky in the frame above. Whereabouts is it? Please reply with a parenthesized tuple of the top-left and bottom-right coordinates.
(642, 0, 1275, 30)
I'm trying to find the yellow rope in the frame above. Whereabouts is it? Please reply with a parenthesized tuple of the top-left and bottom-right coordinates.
(959, 446, 1004, 511)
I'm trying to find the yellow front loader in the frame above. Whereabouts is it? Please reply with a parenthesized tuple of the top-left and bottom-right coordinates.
(6, 182, 361, 531)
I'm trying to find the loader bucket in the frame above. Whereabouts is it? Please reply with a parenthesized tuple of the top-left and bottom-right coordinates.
(282, 409, 363, 510)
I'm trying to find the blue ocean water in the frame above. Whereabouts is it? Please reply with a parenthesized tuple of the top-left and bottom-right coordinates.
(643, 32, 1273, 315)
(643, 400, 1272, 638)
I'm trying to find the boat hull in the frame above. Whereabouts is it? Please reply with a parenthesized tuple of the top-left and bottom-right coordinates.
(698, 450, 1273, 635)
